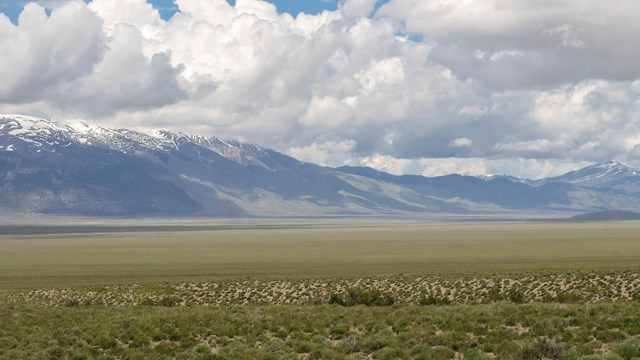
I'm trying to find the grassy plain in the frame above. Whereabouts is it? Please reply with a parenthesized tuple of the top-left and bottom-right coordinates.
(2, 302, 640, 360)
(1, 221, 640, 289)
(1, 220, 640, 359)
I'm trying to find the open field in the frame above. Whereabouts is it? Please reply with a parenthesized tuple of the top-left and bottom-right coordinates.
(2, 220, 640, 359)
(1, 221, 640, 289)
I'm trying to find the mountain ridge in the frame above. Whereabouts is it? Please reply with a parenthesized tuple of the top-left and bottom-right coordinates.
(569, 210, 640, 222)
(2, 114, 640, 217)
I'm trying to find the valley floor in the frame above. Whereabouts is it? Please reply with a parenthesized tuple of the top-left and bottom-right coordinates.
(1, 220, 640, 288)
(1, 220, 639, 359)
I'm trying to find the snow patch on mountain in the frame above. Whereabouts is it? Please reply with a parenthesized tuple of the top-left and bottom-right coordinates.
(533, 160, 640, 195)
(0, 114, 274, 168)
(2, 114, 640, 217)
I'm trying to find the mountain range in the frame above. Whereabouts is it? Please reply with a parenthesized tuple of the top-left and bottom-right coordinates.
(2, 114, 640, 217)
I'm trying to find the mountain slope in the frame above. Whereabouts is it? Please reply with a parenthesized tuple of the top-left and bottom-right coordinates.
(2, 114, 640, 217)
(569, 210, 640, 221)
(534, 161, 640, 194)
(337, 166, 571, 209)
(0, 115, 450, 216)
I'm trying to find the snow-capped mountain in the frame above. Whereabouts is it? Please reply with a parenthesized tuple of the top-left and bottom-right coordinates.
(0, 114, 269, 163)
(533, 161, 640, 194)
(2, 114, 640, 217)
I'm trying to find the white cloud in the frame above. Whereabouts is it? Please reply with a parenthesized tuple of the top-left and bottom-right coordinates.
(299, 96, 353, 128)
(420, 158, 488, 178)
(359, 154, 415, 175)
(89, 0, 163, 36)
(417, 158, 593, 180)
(449, 137, 472, 147)
(287, 139, 357, 166)
(0, 2, 104, 102)
(378, 0, 640, 88)
(356, 57, 405, 94)
(488, 50, 523, 62)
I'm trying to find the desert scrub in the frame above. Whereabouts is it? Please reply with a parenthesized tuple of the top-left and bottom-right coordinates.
(328, 287, 395, 306)
(4, 271, 638, 308)
(2, 302, 640, 359)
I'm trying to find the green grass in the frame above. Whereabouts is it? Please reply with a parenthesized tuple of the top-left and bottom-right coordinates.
(1, 221, 640, 289)
(2, 302, 640, 359)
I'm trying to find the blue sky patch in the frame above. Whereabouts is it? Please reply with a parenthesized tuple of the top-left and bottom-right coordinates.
(0, 0, 351, 23)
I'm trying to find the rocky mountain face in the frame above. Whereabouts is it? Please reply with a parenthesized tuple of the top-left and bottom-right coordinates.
(532, 161, 640, 194)
(2, 114, 640, 217)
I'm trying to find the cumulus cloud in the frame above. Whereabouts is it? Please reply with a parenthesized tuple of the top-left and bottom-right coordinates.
(378, 0, 640, 89)
(1, 0, 639, 179)
(288, 139, 357, 166)
(0, 2, 104, 102)
(0, 1, 184, 115)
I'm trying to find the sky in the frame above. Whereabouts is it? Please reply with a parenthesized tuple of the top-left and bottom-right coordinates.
(0, 1, 344, 21)
(1, 0, 639, 179)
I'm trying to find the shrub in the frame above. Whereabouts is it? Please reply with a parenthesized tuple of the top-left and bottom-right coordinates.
(555, 292, 583, 304)
(308, 348, 342, 360)
(519, 338, 567, 360)
(507, 289, 525, 304)
(126, 332, 150, 348)
(328, 293, 344, 306)
(595, 330, 626, 342)
(64, 298, 80, 307)
(139, 298, 158, 306)
(274, 327, 288, 339)
(429, 346, 456, 360)
(345, 287, 366, 306)
(362, 335, 392, 353)
(330, 323, 349, 339)
(486, 285, 503, 302)
(464, 349, 492, 360)
(160, 296, 181, 307)
(195, 345, 212, 354)
(356, 289, 395, 306)
(615, 339, 640, 360)
(340, 335, 363, 353)
(0, 336, 18, 351)
(328, 288, 395, 307)
(419, 294, 451, 306)
(154, 342, 179, 356)
(293, 340, 314, 353)
(376, 346, 408, 360)
(93, 335, 117, 350)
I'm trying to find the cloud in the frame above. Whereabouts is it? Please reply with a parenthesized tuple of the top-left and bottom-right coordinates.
(359, 154, 416, 175)
(0, 0, 639, 179)
(378, 0, 640, 89)
(299, 96, 353, 128)
(55, 22, 186, 114)
(449, 137, 472, 147)
(0, 1, 185, 116)
(89, 0, 163, 35)
(356, 57, 405, 94)
(0, 2, 104, 102)
(287, 139, 357, 166)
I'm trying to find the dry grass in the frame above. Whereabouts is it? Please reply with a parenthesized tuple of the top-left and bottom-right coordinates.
(1, 272, 638, 307)
(1, 221, 640, 289)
